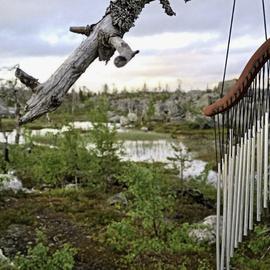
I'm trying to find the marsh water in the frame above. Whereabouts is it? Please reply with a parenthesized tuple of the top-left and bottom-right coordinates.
(0, 121, 217, 183)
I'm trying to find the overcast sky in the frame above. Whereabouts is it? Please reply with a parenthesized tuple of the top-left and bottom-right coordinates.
(0, 0, 268, 92)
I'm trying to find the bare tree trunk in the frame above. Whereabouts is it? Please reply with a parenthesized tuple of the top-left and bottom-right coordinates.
(14, 88, 21, 144)
(46, 113, 51, 123)
(0, 118, 9, 173)
(15, 0, 188, 125)
(71, 89, 76, 116)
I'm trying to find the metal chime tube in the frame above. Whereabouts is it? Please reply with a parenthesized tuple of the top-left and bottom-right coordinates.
(220, 156, 227, 270)
(239, 133, 247, 242)
(233, 144, 241, 248)
(263, 112, 269, 208)
(257, 121, 262, 221)
(231, 144, 240, 254)
(226, 131, 234, 268)
(235, 137, 244, 247)
(260, 122, 264, 211)
(249, 125, 256, 230)
(244, 129, 251, 236)
(229, 145, 236, 257)
(216, 163, 221, 270)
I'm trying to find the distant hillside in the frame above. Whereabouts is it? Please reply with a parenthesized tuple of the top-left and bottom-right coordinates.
(0, 79, 237, 128)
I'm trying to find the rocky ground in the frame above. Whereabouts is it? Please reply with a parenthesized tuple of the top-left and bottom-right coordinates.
(0, 176, 216, 269)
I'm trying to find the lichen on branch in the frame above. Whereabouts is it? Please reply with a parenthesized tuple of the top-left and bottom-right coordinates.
(109, 0, 181, 33)
(159, 0, 176, 16)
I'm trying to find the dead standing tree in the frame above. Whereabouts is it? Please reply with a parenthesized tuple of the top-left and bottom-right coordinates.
(16, 0, 191, 124)
(8, 78, 21, 144)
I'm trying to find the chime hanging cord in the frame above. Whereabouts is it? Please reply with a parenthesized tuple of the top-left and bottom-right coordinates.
(263, 0, 270, 115)
(261, 0, 269, 115)
(220, 0, 237, 98)
(262, 0, 268, 40)
(218, 0, 237, 165)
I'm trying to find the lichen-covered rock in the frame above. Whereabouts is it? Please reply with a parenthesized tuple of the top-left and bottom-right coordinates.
(109, 114, 121, 123)
(141, 126, 149, 132)
(120, 116, 129, 126)
(189, 227, 216, 244)
(189, 215, 223, 244)
(107, 192, 128, 206)
(0, 174, 23, 192)
(0, 225, 34, 257)
(65, 184, 78, 190)
(0, 249, 8, 262)
(0, 174, 32, 193)
(127, 112, 138, 123)
(185, 114, 214, 129)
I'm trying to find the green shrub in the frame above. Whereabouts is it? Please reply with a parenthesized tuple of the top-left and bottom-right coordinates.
(9, 127, 91, 187)
(0, 261, 16, 270)
(105, 164, 205, 266)
(232, 225, 270, 269)
(14, 230, 76, 270)
(87, 96, 123, 190)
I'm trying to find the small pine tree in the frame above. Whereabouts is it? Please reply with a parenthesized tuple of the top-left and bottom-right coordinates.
(167, 142, 191, 181)
(146, 99, 155, 122)
(88, 96, 123, 190)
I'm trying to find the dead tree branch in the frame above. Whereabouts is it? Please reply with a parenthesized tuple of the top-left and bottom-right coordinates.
(15, 68, 40, 91)
(109, 36, 140, 68)
(18, 0, 189, 124)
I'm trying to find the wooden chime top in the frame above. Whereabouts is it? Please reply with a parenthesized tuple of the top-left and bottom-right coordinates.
(203, 38, 270, 117)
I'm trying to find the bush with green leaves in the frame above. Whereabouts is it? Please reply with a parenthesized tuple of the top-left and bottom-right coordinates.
(9, 127, 91, 187)
(232, 225, 270, 269)
(167, 141, 190, 181)
(14, 230, 76, 270)
(105, 164, 206, 266)
(0, 150, 9, 174)
(57, 127, 91, 185)
(145, 98, 156, 122)
(87, 96, 123, 190)
(8, 97, 122, 190)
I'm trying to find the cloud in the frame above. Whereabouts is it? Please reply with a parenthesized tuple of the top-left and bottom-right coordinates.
(0, 0, 265, 57)
(0, 0, 109, 57)
(0, 0, 268, 91)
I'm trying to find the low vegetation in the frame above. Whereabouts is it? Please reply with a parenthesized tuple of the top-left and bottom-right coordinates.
(0, 95, 269, 269)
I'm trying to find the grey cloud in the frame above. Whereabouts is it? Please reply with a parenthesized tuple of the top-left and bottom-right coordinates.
(0, 32, 75, 57)
(0, 0, 268, 62)
(0, 0, 109, 57)
(129, 0, 265, 37)
(0, 0, 108, 32)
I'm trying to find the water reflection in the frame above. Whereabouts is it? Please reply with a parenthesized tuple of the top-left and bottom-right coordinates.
(0, 122, 217, 183)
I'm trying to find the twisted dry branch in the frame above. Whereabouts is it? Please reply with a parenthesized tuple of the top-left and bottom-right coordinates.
(17, 0, 190, 124)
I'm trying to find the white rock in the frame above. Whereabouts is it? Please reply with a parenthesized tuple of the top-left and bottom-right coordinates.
(65, 184, 78, 190)
(120, 116, 129, 127)
(107, 192, 128, 206)
(140, 127, 149, 132)
(189, 227, 216, 244)
(0, 249, 8, 261)
(207, 170, 218, 186)
(0, 174, 23, 192)
(189, 215, 223, 244)
(127, 112, 138, 123)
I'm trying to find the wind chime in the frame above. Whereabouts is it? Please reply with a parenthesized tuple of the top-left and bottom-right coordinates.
(203, 1, 269, 269)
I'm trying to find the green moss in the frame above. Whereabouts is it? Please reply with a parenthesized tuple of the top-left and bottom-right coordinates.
(232, 224, 270, 269)
(0, 208, 35, 231)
